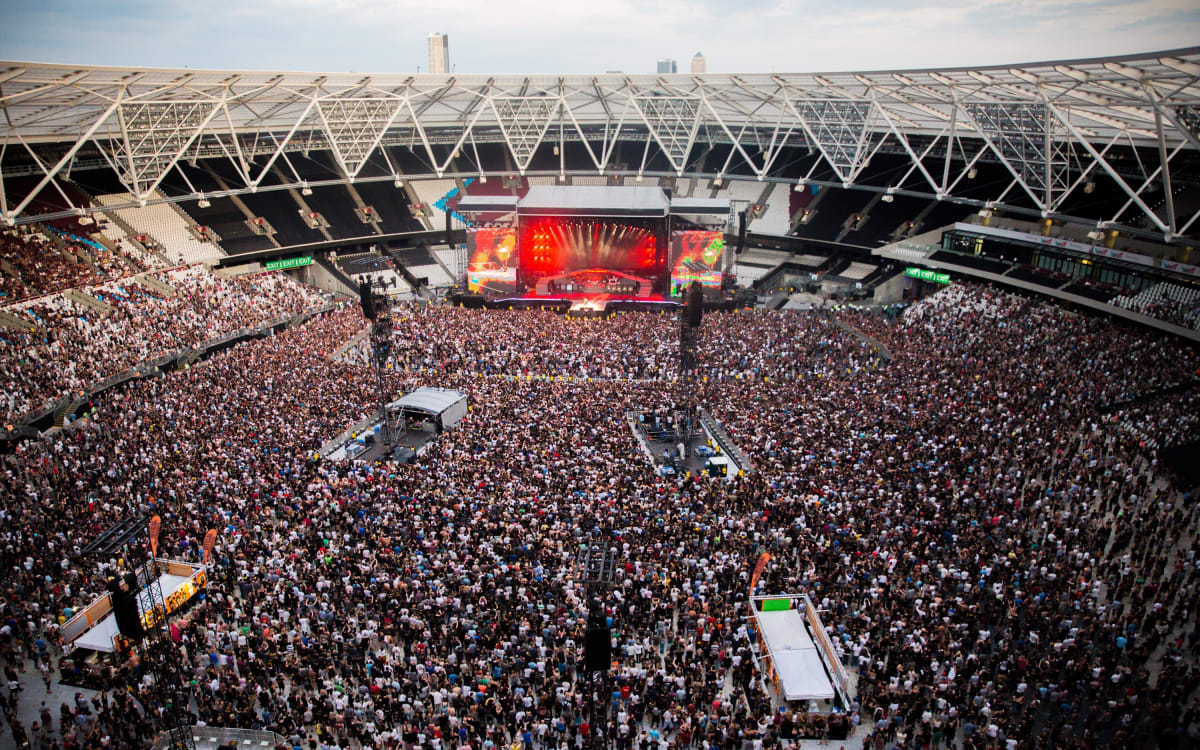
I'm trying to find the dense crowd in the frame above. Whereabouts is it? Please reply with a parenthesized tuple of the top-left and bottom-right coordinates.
(0, 266, 329, 422)
(0, 229, 106, 301)
(1, 282, 1198, 750)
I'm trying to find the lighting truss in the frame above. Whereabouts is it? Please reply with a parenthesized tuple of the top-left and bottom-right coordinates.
(1, 47, 1199, 240)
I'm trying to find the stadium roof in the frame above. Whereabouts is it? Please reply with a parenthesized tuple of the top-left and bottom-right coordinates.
(2, 48, 1199, 240)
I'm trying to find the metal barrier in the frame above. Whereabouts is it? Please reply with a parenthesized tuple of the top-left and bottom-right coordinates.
(153, 726, 286, 749)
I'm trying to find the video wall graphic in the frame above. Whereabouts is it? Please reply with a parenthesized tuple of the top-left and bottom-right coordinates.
(670, 230, 725, 293)
(466, 227, 518, 294)
(518, 219, 662, 278)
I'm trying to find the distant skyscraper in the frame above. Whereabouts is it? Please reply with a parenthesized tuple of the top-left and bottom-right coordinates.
(656, 58, 677, 74)
(691, 52, 706, 73)
(428, 33, 449, 74)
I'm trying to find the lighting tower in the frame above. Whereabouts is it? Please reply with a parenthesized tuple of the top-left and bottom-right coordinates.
(358, 278, 400, 447)
(578, 539, 618, 750)
(82, 515, 195, 750)
(678, 280, 704, 439)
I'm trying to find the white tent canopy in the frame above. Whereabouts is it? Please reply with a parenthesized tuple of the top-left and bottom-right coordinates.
(388, 387, 468, 428)
(753, 606, 835, 702)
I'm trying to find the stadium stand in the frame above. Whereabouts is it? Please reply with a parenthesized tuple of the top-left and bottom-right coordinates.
(751, 182, 793, 236)
(1112, 281, 1200, 329)
(410, 178, 460, 229)
(838, 261, 877, 280)
(0, 266, 328, 421)
(94, 192, 224, 265)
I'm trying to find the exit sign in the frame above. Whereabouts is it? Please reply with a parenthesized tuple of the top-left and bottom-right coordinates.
(904, 267, 950, 284)
(264, 256, 313, 271)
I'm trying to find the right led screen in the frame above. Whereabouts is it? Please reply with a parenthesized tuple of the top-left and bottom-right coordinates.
(670, 230, 724, 294)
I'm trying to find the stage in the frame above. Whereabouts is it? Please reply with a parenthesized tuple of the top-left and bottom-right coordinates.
(63, 559, 207, 654)
(322, 387, 467, 464)
(458, 185, 732, 302)
(750, 594, 851, 709)
(626, 410, 748, 479)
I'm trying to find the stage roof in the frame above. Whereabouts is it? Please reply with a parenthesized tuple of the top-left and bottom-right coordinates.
(457, 195, 519, 213)
(669, 197, 732, 215)
(753, 606, 836, 702)
(517, 186, 670, 217)
(388, 387, 466, 417)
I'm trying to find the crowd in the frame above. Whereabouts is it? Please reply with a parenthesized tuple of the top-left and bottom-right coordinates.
(0, 282, 1198, 750)
(0, 229, 107, 301)
(0, 217, 174, 305)
(0, 266, 329, 422)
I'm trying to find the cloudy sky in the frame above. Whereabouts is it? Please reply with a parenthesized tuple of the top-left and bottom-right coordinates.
(1, 0, 1197, 74)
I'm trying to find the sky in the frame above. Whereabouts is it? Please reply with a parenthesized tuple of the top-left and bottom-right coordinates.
(1, 0, 1198, 74)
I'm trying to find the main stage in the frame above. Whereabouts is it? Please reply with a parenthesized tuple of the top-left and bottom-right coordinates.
(457, 185, 731, 303)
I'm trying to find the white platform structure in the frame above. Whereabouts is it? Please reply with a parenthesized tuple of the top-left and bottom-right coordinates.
(388, 386, 468, 429)
(750, 593, 849, 707)
(63, 559, 208, 653)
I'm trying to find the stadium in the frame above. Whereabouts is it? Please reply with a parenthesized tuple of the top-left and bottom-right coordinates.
(1, 26, 1200, 750)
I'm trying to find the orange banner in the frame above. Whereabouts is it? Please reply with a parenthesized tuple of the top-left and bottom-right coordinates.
(148, 515, 161, 557)
(749, 552, 771, 595)
(202, 528, 218, 564)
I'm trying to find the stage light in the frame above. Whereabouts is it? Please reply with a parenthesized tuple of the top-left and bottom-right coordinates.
(197, 195, 211, 209)
(967, 168, 978, 179)
(301, 183, 313, 196)
(713, 176, 723, 186)
(558, 174, 567, 182)
(880, 194, 894, 203)
(1084, 180, 1095, 193)
(479, 174, 487, 183)
(394, 177, 404, 188)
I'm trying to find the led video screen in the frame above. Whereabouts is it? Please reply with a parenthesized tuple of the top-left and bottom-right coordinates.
(670, 230, 725, 293)
(466, 227, 518, 294)
(518, 219, 662, 277)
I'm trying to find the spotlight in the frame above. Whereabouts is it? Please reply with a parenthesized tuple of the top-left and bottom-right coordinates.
(301, 183, 313, 196)
(1084, 180, 1095, 194)
(197, 195, 211, 209)
(967, 168, 978, 179)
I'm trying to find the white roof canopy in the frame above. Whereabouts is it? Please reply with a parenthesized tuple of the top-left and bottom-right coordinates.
(2, 48, 1198, 240)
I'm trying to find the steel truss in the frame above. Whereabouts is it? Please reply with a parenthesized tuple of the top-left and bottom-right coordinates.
(2, 48, 1199, 241)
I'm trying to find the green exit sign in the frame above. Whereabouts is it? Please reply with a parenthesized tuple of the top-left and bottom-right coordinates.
(904, 267, 950, 284)
(265, 256, 313, 271)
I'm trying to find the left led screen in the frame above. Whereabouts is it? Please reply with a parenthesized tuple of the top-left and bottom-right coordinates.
(467, 227, 518, 294)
